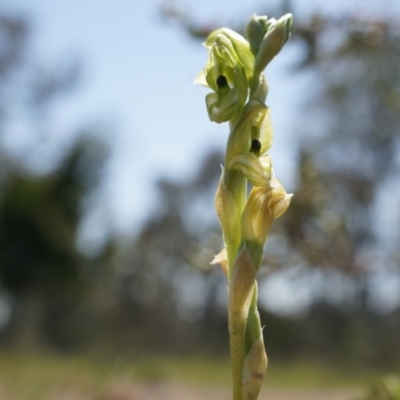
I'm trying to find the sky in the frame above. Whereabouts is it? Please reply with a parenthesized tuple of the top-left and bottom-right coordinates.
(0, 0, 361, 241)
(2, 0, 400, 315)
(2, 0, 396, 238)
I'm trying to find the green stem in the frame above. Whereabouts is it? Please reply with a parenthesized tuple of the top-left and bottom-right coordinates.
(227, 240, 246, 400)
(228, 244, 259, 400)
(249, 72, 261, 99)
(229, 310, 246, 400)
(224, 168, 246, 273)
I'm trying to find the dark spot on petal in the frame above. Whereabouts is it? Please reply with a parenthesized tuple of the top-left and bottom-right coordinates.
(250, 139, 261, 154)
(216, 75, 228, 89)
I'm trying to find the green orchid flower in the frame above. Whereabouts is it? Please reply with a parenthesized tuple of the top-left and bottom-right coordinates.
(204, 28, 255, 82)
(195, 32, 251, 123)
(241, 177, 292, 246)
(225, 98, 273, 159)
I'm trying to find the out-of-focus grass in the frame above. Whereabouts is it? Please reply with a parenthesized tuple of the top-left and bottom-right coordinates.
(0, 350, 393, 400)
(0, 351, 230, 400)
(266, 358, 383, 389)
(0, 351, 109, 400)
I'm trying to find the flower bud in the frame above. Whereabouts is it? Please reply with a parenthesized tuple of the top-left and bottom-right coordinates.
(254, 13, 293, 73)
(245, 14, 272, 56)
(241, 177, 292, 245)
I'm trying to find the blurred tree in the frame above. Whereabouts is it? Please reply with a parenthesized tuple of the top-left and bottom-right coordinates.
(161, 2, 400, 275)
(0, 137, 108, 348)
(116, 150, 229, 353)
(285, 14, 400, 274)
(284, 14, 400, 365)
(0, 10, 79, 138)
(0, 9, 108, 349)
(160, 2, 400, 365)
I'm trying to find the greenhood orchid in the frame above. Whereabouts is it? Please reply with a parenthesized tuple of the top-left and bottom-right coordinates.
(196, 12, 293, 400)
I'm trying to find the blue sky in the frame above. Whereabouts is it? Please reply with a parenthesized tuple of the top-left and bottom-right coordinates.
(2, 0, 399, 314)
(2, 0, 397, 242)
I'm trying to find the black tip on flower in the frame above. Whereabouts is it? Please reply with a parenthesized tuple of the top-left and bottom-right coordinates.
(216, 75, 228, 89)
(250, 139, 262, 155)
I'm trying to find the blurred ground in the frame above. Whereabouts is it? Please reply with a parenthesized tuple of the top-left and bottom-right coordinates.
(0, 380, 363, 400)
(0, 379, 362, 400)
(98, 382, 362, 400)
(0, 351, 373, 400)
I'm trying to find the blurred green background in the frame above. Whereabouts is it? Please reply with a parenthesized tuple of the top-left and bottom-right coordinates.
(0, 1, 400, 399)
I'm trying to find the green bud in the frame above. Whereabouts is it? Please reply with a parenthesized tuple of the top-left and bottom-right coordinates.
(242, 335, 268, 400)
(245, 14, 271, 56)
(254, 13, 293, 73)
(241, 177, 292, 245)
